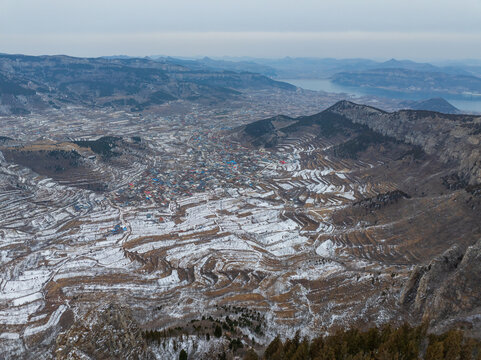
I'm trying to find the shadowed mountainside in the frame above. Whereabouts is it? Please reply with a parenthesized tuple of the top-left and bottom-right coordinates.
(235, 101, 481, 184)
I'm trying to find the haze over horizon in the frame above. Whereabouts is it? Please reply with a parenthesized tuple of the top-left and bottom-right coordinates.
(1, 0, 481, 60)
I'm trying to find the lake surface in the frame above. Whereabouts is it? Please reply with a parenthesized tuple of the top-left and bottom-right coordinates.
(280, 78, 481, 114)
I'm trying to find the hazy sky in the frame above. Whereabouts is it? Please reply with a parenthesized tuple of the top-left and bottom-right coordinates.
(1, 0, 481, 59)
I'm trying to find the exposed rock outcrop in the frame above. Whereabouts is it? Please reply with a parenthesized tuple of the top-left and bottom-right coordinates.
(55, 304, 155, 360)
(353, 190, 410, 210)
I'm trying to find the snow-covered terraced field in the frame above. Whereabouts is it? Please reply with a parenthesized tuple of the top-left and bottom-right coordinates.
(0, 125, 441, 358)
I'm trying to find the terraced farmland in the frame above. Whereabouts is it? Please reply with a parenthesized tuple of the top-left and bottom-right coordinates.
(0, 103, 480, 359)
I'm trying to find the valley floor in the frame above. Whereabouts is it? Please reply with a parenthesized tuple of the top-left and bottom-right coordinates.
(0, 100, 480, 359)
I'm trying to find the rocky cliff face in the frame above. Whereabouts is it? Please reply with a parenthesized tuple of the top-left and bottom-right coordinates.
(328, 101, 481, 184)
(400, 239, 481, 335)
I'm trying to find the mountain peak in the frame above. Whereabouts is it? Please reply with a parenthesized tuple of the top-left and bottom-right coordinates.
(327, 100, 386, 114)
(403, 97, 460, 114)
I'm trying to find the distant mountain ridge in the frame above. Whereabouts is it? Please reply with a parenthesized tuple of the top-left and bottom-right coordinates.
(223, 57, 481, 78)
(0, 53, 295, 115)
(168, 56, 481, 101)
(151, 56, 278, 77)
(331, 68, 481, 98)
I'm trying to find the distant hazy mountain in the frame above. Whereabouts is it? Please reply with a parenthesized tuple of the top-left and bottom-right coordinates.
(331, 68, 481, 98)
(373, 59, 471, 75)
(224, 56, 480, 79)
(251, 57, 379, 78)
(151, 56, 278, 77)
(109, 56, 481, 80)
(400, 98, 460, 114)
(377, 59, 440, 72)
(433, 59, 481, 77)
(0, 54, 294, 115)
(101, 55, 135, 60)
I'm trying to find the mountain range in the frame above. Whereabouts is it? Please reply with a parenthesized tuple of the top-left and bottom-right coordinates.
(174, 57, 481, 79)
(2, 53, 480, 117)
(331, 68, 481, 98)
(0, 54, 295, 115)
(136, 56, 481, 101)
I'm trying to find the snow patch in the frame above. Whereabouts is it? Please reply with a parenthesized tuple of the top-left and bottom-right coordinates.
(315, 240, 337, 258)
